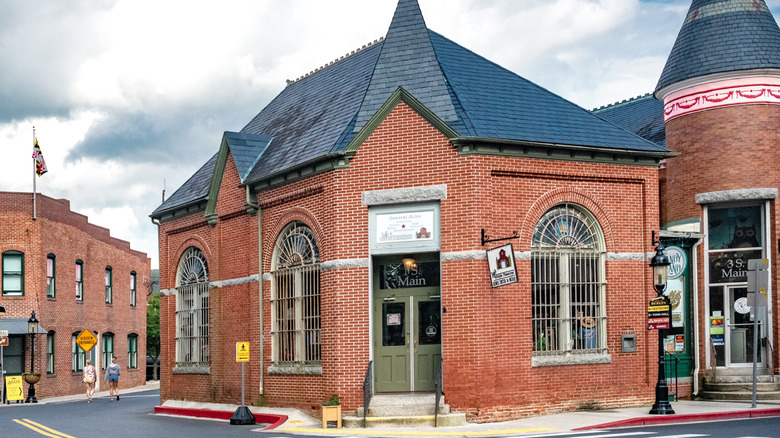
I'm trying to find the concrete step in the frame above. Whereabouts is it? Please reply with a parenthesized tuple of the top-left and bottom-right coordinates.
(342, 413, 467, 428)
(698, 390, 780, 401)
(703, 381, 780, 392)
(356, 393, 448, 417)
(704, 374, 777, 384)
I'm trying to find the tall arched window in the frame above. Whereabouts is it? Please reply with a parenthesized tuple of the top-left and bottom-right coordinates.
(531, 204, 606, 356)
(271, 222, 321, 366)
(175, 247, 209, 368)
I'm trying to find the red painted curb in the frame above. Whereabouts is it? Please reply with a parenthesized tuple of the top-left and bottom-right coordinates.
(573, 408, 780, 431)
(154, 406, 288, 429)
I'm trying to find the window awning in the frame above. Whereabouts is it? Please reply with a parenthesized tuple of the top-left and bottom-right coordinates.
(0, 318, 48, 334)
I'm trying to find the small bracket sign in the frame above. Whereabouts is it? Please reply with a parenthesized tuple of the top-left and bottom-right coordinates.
(76, 329, 98, 353)
(236, 342, 250, 362)
(648, 296, 671, 330)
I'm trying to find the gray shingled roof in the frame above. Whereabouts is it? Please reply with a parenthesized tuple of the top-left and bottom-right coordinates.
(152, 153, 217, 216)
(656, 0, 780, 92)
(592, 94, 666, 147)
(153, 0, 667, 218)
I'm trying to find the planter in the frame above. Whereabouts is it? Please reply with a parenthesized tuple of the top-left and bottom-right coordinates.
(23, 374, 41, 384)
(321, 405, 341, 429)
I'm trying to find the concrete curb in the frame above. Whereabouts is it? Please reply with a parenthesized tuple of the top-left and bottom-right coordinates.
(575, 407, 780, 430)
(153, 406, 287, 429)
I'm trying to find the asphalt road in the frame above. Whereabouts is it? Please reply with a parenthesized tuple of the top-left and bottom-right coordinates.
(0, 388, 270, 438)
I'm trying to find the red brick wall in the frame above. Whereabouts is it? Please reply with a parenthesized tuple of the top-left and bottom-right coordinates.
(158, 102, 662, 421)
(0, 192, 150, 399)
(664, 103, 780, 383)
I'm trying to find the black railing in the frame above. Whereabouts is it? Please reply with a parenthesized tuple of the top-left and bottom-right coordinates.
(362, 360, 373, 428)
(434, 357, 443, 427)
(663, 353, 680, 401)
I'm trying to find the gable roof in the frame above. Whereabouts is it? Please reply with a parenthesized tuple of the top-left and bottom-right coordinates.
(656, 0, 780, 93)
(592, 94, 666, 147)
(153, 0, 668, 219)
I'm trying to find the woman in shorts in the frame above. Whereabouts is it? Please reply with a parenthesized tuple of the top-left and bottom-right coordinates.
(104, 356, 121, 402)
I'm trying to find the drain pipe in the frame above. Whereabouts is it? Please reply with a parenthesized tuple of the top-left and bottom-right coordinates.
(691, 237, 703, 397)
(248, 186, 264, 396)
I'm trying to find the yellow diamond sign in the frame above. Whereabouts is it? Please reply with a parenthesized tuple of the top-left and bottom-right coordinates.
(76, 329, 98, 353)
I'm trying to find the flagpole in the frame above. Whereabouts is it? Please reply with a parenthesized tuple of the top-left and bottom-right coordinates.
(33, 126, 37, 220)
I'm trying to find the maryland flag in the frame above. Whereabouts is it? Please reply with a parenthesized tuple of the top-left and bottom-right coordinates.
(32, 139, 48, 177)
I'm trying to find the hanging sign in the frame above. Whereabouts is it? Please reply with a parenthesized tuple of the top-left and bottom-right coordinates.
(486, 243, 518, 288)
(647, 296, 671, 330)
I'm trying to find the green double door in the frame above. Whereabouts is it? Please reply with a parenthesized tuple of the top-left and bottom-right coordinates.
(373, 257, 441, 393)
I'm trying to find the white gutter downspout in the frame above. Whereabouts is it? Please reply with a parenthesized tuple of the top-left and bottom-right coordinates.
(691, 237, 703, 397)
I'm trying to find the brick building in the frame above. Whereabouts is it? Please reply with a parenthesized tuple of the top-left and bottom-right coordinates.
(595, 0, 780, 400)
(0, 192, 150, 400)
(151, 0, 673, 422)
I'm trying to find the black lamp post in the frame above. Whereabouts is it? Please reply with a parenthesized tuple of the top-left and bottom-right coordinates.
(649, 239, 674, 415)
(26, 311, 39, 403)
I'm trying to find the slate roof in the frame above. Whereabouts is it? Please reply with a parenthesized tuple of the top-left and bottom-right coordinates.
(592, 94, 666, 147)
(153, 0, 667, 217)
(656, 0, 780, 92)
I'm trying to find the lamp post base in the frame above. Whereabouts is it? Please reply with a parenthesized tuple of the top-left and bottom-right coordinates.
(25, 384, 37, 404)
(230, 406, 256, 425)
(649, 400, 674, 415)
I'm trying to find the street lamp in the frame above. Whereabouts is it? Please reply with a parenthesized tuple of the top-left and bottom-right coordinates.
(649, 238, 674, 415)
(26, 311, 39, 403)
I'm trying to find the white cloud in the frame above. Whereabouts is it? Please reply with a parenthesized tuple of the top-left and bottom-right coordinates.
(5, 0, 769, 269)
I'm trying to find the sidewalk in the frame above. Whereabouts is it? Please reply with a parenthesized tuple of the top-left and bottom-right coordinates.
(156, 397, 780, 436)
(2, 380, 161, 407)
(14, 384, 780, 435)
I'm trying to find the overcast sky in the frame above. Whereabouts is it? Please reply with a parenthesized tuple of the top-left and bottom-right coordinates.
(2, 0, 779, 269)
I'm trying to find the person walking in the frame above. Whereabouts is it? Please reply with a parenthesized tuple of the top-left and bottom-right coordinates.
(83, 359, 96, 403)
(104, 356, 121, 402)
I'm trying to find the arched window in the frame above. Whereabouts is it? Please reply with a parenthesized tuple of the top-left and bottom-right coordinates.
(127, 334, 138, 369)
(102, 332, 114, 370)
(175, 247, 209, 368)
(2, 250, 24, 296)
(531, 204, 606, 356)
(75, 260, 84, 301)
(47, 254, 56, 298)
(47, 331, 55, 374)
(105, 266, 113, 304)
(271, 222, 321, 366)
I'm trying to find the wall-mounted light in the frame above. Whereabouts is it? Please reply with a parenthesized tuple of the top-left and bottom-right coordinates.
(402, 257, 417, 274)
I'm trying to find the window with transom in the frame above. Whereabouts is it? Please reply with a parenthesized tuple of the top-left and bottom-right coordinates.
(271, 222, 321, 368)
(175, 247, 210, 369)
(531, 204, 606, 357)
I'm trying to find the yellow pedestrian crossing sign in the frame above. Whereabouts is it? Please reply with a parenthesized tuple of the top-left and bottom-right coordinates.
(236, 342, 250, 362)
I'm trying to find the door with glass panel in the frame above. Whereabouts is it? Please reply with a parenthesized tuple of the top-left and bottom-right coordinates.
(373, 255, 441, 392)
(709, 286, 763, 367)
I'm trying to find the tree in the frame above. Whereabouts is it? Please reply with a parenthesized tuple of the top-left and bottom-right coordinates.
(147, 294, 160, 380)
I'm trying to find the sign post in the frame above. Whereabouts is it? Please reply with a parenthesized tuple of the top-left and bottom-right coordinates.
(230, 342, 255, 425)
(0, 330, 6, 404)
(747, 258, 769, 409)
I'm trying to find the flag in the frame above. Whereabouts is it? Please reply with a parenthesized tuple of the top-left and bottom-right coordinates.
(32, 139, 48, 177)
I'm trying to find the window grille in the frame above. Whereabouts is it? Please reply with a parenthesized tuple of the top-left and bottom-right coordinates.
(531, 204, 606, 355)
(175, 247, 210, 367)
(271, 222, 321, 365)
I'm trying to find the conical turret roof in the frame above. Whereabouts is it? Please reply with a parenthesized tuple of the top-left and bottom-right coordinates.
(656, 0, 780, 93)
